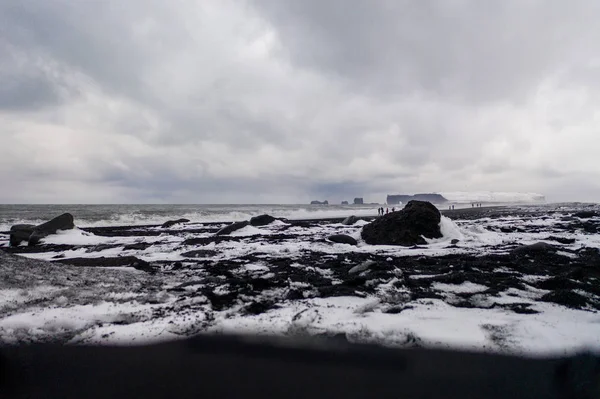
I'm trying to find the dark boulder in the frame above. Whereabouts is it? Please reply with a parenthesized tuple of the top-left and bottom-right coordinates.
(573, 211, 598, 219)
(361, 200, 442, 246)
(216, 221, 249, 236)
(28, 213, 75, 246)
(353, 198, 364, 205)
(249, 214, 276, 226)
(172, 261, 183, 270)
(578, 247, 600, 269)
(450, 239, 460, 245)
(341, 201, 349, 205)
(9, 224, 35, 247)
(328, 234, 358, 246)
(341, 215, 359, 225)
(161, 218, 190, 228)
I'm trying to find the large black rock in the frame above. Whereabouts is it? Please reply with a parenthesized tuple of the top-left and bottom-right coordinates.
(250, 214, 276, 226)
(28, 213, 76, 246)
(361, 201, 442, 246)
(9, 224, 36, 247)
(216, 221, 249, 236)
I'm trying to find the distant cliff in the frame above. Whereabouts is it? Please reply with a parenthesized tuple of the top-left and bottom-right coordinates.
(386, 193, 448, 205)
(310, 200, 329, 205)
(353, 197, 364, 205)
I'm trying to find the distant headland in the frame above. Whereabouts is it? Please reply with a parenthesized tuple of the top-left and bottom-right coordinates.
(311, 191, 545, 205)
(386, 193, 447, 205)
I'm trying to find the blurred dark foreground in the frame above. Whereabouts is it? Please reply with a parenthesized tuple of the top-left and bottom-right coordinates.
(1, 334, 598, 399)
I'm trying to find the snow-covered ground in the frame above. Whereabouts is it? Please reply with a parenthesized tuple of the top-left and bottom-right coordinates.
(1, 203, 599, 355)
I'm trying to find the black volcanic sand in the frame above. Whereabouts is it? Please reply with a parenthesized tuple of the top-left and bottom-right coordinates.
(1, 204, 600, 333)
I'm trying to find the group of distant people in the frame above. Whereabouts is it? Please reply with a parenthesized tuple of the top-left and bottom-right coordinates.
(377, 207, 395, 216)
(447, 203, 484, 210)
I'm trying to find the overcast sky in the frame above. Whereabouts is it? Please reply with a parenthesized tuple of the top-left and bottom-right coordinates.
(1, 0, 600, 204)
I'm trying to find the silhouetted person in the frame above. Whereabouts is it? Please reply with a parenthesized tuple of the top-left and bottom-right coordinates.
(391, 207, 395, 212)
(386, 208, 389, 214)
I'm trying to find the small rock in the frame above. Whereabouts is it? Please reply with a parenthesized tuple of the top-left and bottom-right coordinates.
(172, 261, 183, 270)
(450, 239, 460, 245)
(161, 218, 190, 228)
(123, 242, 152, 251)
(216, 221, 249, 236)
(348, 260, 376, 274)
(341, 215, 359, 225)
(328, 234, 358, 246)
(250, 214, 276, 226)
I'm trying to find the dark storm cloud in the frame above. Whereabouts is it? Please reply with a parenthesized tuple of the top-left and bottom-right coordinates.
(0, 73, 61, 111)
(251, 0, 600, 103)
(0, 1, 167, 100)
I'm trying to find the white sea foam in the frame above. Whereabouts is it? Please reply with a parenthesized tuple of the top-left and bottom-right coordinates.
(0, 205, 382, 231)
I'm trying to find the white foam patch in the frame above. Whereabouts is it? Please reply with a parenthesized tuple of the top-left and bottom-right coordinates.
(432, 282, 489, 293)
(424, 216, 464, 245)
(39, 228, 113, 245)
(230, 225, 269, 236)
(209, 296, 600, 354)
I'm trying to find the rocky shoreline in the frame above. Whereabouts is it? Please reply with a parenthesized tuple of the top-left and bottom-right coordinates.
(1, 203, 599, 349)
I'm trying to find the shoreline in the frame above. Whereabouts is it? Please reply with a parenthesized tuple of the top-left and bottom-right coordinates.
(0, 203, 599, 349)
(0, 205, 510, 235)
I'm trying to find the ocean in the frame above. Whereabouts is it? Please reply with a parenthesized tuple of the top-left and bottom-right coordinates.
(0, 203, 384, 231)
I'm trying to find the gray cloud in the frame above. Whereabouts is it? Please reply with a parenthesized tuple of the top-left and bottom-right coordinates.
(252, 0, 600, 103)
(1, 0, 599, 203)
